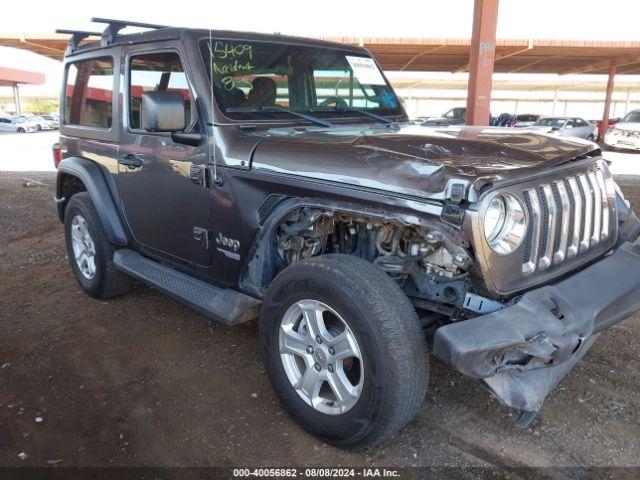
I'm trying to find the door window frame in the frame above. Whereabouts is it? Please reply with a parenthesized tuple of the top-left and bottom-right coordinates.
(124, 47, 199, 136)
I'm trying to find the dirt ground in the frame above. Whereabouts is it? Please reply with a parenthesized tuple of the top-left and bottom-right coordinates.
(1, 170, 640, 470)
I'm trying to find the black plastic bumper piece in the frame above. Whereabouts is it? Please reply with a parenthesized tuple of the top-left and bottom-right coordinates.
(433, 238, 640, 414)
(113, 249, 261, 325)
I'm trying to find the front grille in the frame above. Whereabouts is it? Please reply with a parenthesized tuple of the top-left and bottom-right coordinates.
(521, 166, 612, 276)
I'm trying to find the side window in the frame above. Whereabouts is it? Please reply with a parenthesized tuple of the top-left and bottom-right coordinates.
(129, 51, 194, 130)
(65, 57, 114, 128)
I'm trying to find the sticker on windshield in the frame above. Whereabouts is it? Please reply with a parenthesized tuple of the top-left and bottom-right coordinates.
(346, 56, 386, 86)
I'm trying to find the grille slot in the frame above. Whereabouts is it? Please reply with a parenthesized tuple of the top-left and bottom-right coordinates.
(521, 166, 613, 276)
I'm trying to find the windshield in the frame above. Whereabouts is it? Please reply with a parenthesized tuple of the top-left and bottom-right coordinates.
(622, 111, 640, 123)
(535, 118, 567, 128)
(200, 39, 403, 122)
(517, 115, 537, 122)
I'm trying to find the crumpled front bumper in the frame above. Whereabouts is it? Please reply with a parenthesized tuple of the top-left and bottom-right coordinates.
(433, 235, 640, 422)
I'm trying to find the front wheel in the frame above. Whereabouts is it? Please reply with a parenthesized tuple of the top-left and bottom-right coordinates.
(260, 254, 429, 449)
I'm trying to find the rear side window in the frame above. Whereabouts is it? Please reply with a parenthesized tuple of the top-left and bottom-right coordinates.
(128, 51, 193, 130)
(65, 57, 114, 128)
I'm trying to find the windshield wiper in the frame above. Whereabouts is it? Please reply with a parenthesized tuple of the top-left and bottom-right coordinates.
(226, 106, 333, 128)
(310, 106, 394, 124)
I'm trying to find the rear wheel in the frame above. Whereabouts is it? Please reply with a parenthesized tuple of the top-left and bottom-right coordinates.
(16, 127, 25, 133)
(587, 134, 595, 141)
(64, 192, 132, 298)
(260, 254, 429, 449)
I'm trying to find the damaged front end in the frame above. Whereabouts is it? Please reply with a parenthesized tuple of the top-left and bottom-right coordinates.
(245, 156, 640, 427)
(433, 235, 640, 426)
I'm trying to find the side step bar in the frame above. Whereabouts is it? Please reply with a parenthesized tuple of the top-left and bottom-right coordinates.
(113, 249, 260, 325)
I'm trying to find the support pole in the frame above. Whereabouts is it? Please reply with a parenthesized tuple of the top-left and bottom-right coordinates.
(465, 0, 500, 126)
(552, 88, 559, 115)
(12, 83, 21, 116)
(625, 88, 631, 114)
(601, 61, 616, 136)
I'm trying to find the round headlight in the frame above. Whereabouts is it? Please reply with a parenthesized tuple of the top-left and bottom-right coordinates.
(483, 194, 527, 255)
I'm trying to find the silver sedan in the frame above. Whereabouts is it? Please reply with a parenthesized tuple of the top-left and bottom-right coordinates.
(529, 116, 597, 141)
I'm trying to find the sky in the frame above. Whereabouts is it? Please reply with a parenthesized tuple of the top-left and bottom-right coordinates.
(0, 0, 639, 96)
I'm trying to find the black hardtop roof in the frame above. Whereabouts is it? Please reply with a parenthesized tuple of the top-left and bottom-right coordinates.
(65, 26, 368, 58)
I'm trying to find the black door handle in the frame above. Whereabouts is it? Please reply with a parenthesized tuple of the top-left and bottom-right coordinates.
(118, 153, 144, 169)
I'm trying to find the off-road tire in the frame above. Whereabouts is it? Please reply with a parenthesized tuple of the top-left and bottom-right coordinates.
(260, 254, 429, 449)
(64, 192, 132, 298)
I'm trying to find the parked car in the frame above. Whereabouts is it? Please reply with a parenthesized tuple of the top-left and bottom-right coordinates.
(420, 107, 467, 126)
(590, 117, 620, 141)
(0, 116, 38, 133)
(17, 115, 57, 131)
(492, 112, 517, 127)
(54, 18, 640, 449)
(421, 108, 500, 127)
(41, 115, 60, 128)
(513, 114, 540, 127)
(530, 116, 598, 140)
(604, 110, 640, 152)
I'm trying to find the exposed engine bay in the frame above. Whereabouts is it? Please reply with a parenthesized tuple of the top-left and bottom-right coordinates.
(275, 207, 478, 318)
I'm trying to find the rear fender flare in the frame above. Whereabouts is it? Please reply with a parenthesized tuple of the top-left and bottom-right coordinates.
(56, 157, 128, 246)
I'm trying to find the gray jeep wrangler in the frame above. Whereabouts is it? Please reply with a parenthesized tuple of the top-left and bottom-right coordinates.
(53, 18, 640, 448)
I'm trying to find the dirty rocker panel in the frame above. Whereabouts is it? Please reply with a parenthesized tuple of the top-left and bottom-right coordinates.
(113, 249, 260, 325)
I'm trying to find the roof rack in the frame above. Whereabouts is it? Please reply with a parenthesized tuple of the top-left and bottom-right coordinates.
(57, 18, 171, 55)
(90, 17, 169, 46)
(55, 29, 102, 56)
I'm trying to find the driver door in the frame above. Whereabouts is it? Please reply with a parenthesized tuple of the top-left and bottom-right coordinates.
(116, 46, 212, 266)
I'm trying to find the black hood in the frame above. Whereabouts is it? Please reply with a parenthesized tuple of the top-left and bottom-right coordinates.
(250, 123, 599, 199)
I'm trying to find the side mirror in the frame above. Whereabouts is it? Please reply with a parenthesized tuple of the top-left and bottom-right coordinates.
(141, 91, 186, 132)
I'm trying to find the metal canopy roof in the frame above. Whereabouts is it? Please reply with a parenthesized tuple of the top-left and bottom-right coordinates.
(0, 33, 73, 61)
(0, 66, 44, 86)
(1, 32, 640, 75)
(320, 37, 640, 75)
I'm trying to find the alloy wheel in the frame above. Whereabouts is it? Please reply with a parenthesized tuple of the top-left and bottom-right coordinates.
(70, 214, 97, 279)
(279, 299, 363, 415)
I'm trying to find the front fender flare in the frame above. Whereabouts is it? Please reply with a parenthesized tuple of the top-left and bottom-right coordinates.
(56, 157, 128, 246)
